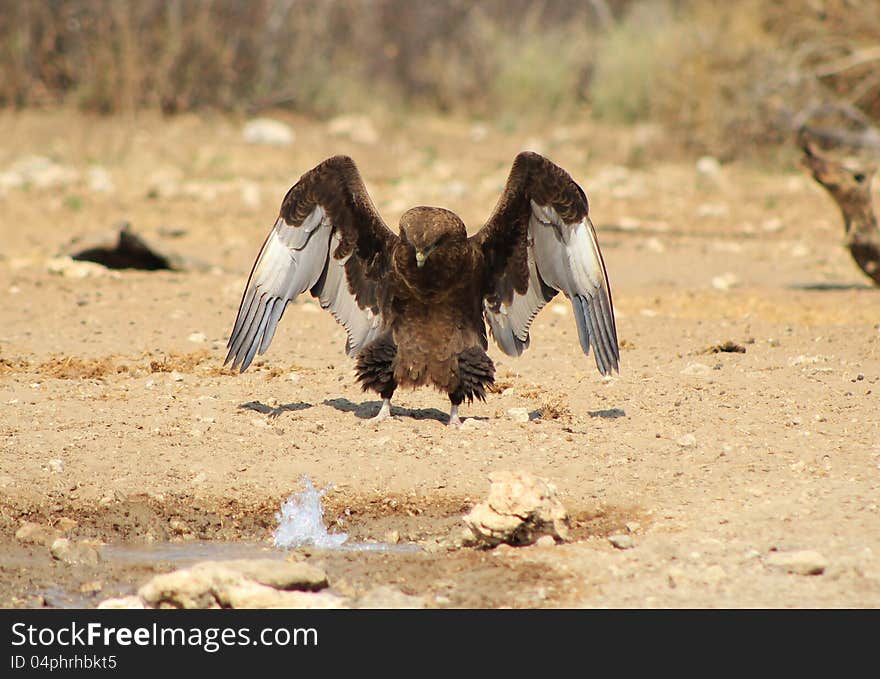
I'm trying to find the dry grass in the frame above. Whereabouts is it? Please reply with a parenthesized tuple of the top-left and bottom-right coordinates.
(1, 1, 878, 158)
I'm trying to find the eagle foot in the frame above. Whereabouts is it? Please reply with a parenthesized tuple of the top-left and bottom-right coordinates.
(365, 398, 392, 424)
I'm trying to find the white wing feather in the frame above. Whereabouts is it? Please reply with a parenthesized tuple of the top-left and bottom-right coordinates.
(484, 200, 619, 374)
(226, 207, 382, 371)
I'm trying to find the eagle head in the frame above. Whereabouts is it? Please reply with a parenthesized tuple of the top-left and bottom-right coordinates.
(399, 207, 467, 268)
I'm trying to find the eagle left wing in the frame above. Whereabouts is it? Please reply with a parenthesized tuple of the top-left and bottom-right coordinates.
(473, 152, 619, 375)
(225, 156, 395, 372)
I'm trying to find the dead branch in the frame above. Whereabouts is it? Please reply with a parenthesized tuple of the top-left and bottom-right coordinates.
(799, 129, 880, 285)
(814, 46, 880, 78)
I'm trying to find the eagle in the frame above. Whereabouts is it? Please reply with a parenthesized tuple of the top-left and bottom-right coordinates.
(225, 152, 618, 426)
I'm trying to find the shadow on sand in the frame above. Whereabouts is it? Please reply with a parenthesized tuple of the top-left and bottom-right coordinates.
(324, 397, 461, 424)
(238, 401, 312, 419)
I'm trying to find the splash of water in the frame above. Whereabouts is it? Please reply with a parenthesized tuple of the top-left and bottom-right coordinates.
(273, 477, 348, 549)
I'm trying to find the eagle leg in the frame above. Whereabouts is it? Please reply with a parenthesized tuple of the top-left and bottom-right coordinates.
(447, 404, 462, 428)
(367, 397, 393, 423)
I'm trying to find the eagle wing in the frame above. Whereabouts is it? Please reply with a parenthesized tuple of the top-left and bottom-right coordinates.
(225, 155, 395, 371)
(473, 151, 619, 375)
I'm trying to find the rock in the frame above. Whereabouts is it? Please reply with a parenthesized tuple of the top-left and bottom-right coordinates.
(50, 538, 101, 566)
(212, 559, 328, 591)
(218, 582, 345, 609)
(242, 118, 294, 146)
(766, 550, 827, 576)
(696, 155, 722, 177)
(79, 580, 103, 594)
(711, 272, 740, 291)
(87, 166, 115, 193)
(680, 362, 711, 376)
(460, 418, 486, 430)
(676, 433, 697, 448)
(168, 519, 188, 535)
(187, 332, 207, 344)
(97, 596, 146, 609)
(138, 559, 330, 609)
(506, 407, 530, 423)
(15, 522, 62, 546)
(47, 257, 111, 279)
(47, 458, 64, 473)
(146, 167, 182, 198)
(384, 530, 401, 545)
(463, 470, 570, 547)
(327, 115, 379, 145)
(608, 534, 634, 550)
(702, 564, 726, 585)
(357, 586, 427, 609)
(239, 180, 261, 208)
(0, 155, 78, 189)
(535, 535, 556, 548)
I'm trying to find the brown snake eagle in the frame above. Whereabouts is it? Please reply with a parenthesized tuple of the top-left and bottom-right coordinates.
(225, 152, 618, 426)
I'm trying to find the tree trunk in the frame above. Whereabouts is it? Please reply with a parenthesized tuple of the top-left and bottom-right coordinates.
(799, 130, 880, 286)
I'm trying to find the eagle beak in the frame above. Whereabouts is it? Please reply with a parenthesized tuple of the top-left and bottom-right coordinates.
(415, 250, 427, 268)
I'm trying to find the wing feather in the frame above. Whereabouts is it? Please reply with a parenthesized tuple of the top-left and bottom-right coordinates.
(225, 156, 395, 371)
(476, 152, 619, 375)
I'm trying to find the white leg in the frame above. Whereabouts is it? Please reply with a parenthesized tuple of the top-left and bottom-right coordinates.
(448, 404, 462, 428)
(367, 398, 392, 423)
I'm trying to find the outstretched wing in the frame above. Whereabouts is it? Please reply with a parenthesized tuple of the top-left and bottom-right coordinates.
(225, 156, 395, 371)
(473, 151, 619, 375)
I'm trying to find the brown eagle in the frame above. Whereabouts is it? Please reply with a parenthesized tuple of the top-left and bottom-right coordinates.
(225, 152, 618, 426)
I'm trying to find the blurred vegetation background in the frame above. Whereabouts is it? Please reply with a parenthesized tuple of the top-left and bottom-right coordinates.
(2, 0, 879, 158)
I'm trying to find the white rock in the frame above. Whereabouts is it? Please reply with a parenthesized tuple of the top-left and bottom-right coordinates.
(242, 118, 294, 146)
(98, 596, 146, 609)
(357, 586, 427, 609)
(3, 155, 78, 189)
(15, 522, 62, 546)
(711, 272, 740, 290)
(327, 115, 379, 145)
(676, 433, 697, 448)
(608, 534, 634, 549)
(47, 458, 64, 473)
(50, 538, 101, 566)
(239, 181, 261, 208)
(766, 550, 827, 575)
(681, 362, 711, 376)
(469, 124, 488, 142)
(761, 218, 783, 232)
(535, 535, 557, 548)
(645, 237, 666, 253)
(507, 407, 530, 423)
(697, 203, 729, 218)
(460, 417, 487, 430)
(696, 155, 722, 177)
(138, 559, 333, 609)
(47, 257, 110, 279)
(463, 470, 570, 547)
(187, 332, 207, 344)
(87, 166, 115, 193)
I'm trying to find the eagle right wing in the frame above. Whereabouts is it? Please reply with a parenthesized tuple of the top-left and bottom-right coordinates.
(473, 152, 619, 375)
(225, 156, 395, 371)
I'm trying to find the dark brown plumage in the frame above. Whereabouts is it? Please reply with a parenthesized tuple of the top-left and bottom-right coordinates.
(225, 152, 619, 426)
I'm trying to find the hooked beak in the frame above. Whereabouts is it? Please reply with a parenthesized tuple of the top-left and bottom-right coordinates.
(415, 250, 427, 268)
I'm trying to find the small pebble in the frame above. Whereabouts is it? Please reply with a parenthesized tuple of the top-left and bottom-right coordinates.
(765, 550, 827, 576)
(608, 534, 634, 550)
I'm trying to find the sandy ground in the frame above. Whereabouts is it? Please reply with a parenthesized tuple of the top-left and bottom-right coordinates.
(0, 111, 878, 608)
